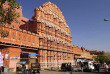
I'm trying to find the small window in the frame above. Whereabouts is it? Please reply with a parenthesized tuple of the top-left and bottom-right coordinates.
(28, 37, 31, 42)
(23, 36, 26, 42)
(32, 38, 35, 43)
(12, 32, 15, 39)
(17, 34, 21, 41)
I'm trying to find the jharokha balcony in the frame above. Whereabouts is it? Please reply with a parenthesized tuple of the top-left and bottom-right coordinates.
(0, 26, 39, 50)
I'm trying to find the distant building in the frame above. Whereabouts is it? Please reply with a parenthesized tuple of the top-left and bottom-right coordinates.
(74, 46, 93, 65)
(90, 50, 104, 56)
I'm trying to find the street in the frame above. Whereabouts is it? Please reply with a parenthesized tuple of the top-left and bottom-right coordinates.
(3, 68, 109, 74)
(40, 71, 109, 74)
(40, 68, 109, 74)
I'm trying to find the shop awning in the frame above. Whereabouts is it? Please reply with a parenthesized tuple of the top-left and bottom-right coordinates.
(21, 52, 38, 55)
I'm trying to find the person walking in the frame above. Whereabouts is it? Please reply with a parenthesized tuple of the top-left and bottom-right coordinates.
(0, 66, 1, 74)
(105, 63, 109, 72)
(22, 64, 26, 73)
(81, 62, 84, 72)
(96, 64, 100, 72)
(69, 63, 73, 74)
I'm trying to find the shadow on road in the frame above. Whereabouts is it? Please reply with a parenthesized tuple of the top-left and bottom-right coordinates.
(85, 72, 110, 74)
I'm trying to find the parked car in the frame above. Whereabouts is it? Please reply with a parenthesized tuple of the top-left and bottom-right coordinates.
(61, 63, 68, 71)
(83, 61, 95, 72)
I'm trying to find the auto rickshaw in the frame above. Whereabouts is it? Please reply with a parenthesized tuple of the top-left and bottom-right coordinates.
(61, 63, 72, 71)
(31, 63, 40, 74)
(61, 63, 68, 71)
(16, 61, 26, 74)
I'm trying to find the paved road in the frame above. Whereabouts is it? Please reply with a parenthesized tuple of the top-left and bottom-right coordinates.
(3, 68, 109, 74)
(40, 70, 109, 74)
(40, 68, 109, 74)
(4, 71, 109, 74)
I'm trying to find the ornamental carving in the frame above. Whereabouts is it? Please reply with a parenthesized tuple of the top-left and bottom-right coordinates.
(33, 2, 71, 35)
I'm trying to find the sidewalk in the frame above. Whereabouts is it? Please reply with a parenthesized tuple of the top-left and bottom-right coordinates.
(1, 72, 16, 74)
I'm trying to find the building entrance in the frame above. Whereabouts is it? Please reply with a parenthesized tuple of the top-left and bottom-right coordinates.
(20, 52, 38, 69)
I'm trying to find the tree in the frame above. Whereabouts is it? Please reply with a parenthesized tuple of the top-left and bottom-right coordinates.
(0, 0, 20, 37)
(93, 55, 110, 64)
(104, 52, 110, 59)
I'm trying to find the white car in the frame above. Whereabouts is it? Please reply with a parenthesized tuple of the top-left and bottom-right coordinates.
(83, 61, 95, 72)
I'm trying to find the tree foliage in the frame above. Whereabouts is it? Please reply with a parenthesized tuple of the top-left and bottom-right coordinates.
(0, 29, 9, 37)
(104, 52, 110, 59)
(0, 0, 20, 37)
(0, 0, 20, 25)
(93, 55, 110, 64)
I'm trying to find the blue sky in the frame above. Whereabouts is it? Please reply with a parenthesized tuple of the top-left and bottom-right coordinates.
(21, 0, 110, 51)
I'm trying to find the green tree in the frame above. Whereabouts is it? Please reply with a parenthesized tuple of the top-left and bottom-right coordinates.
(104, 52, 110, 59)
(93, 55, 110, 64)
(0, 0, 20, 37)
(0, 0, 20, 25)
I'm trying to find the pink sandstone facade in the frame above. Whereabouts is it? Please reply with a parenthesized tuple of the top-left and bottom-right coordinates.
(0, 1, 93, 71)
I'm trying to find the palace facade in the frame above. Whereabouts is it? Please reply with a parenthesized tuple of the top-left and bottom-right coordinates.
(0, 1, 93, 71)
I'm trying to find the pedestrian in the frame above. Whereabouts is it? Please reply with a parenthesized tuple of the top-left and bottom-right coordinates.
(108, 64, 110, 72)
(94, 63, 97, 70)
(96, 64, 100, 72)
(69, 63, 73, 74)
(105, 63, 109, 72)
(22, 64, 26, 73)
(0, 66, 1, 73)
(104, 63, 106, 68)
(81, 62, 84, 72)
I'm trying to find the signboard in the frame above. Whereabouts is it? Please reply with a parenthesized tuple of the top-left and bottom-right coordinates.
(0, 54, 3, 66)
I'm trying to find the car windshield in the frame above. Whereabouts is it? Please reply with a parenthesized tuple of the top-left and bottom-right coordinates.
(88, 63, 93, 66)
(62, 63, 67, 66)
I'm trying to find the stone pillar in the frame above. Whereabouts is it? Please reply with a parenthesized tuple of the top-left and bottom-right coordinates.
(38, 50, 46, 68)
(50, 51, 53, 67)
(47, 51, 50, 67)
(61, 53, 63, 64)
(57, 52, 59, 67)
(53, 52, 57, 67)
(42, 50, 47, 68)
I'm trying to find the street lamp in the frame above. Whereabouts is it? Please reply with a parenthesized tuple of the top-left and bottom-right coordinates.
(104, 19, 110, 21)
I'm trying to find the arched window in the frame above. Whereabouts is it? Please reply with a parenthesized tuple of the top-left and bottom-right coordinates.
(32, 37, 35, 43)
(17, 34, 21, 41)
(11, 32, 15, 39)
(23, 36, 26, 42)
(28, 37, 31, 43)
